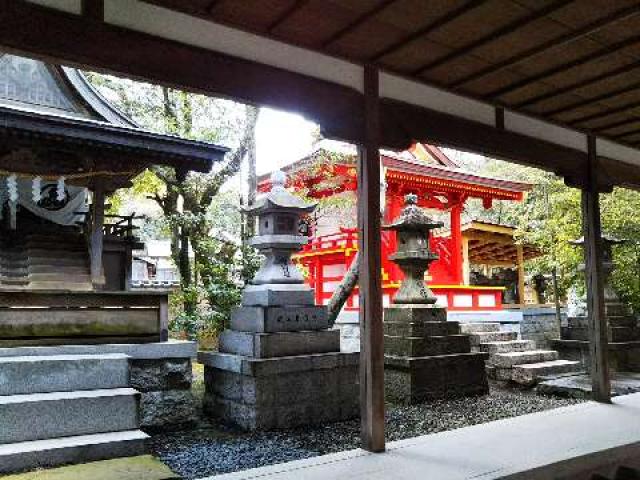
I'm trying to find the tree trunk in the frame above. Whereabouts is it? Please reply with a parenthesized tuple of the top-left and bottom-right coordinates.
(246, 108, 259, 238)
(327, 252, 360, 326)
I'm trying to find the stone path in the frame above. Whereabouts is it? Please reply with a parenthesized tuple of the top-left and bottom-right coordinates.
(1, 455, 178, 480)
(461, 323, 581, 386)
(201, 392, 640, 480)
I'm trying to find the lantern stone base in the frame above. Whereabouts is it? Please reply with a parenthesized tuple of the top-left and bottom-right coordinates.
(384, 304, 489, 404)
(554, 301, 640, 373)
(199, 351, 359, 430)
(385, 353, 488, 404)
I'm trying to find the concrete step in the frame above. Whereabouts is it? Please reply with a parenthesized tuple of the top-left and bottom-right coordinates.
(490, 350, 559, 368)
(511, 359, 582, 386)
(28, 281, 93, 291)
(468, 331, 518, 347)
(479, 340, 536, 355)
(459, 323, 501, 334)
(0, 430, 148, 474)
(0, 388, 139, 444)
(0, 354, 130, 396)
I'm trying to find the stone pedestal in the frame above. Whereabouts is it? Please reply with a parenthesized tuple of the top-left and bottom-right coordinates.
(200, 299, 359, 430)
(200, 171, 359, 430)
(382, 194, 488, 404)
(554, 302, 640, 373)
(384, 304, 488, 404)
(555, 236, 640, 374)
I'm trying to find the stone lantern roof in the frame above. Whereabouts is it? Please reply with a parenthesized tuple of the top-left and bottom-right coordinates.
(383, 193, 443, 232)
(245, 171, 317, 215)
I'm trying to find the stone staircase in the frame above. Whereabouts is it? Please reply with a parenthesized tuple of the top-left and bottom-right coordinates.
(461, 322, 580, 386)
(0, 223, 92, 291)
(0, 353, 148, 474)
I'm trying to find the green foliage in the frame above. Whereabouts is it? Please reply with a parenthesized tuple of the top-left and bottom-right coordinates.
(86, 70, 259, 342)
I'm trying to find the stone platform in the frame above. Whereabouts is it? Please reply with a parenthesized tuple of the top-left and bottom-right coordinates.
(538, 372, 640, 399)
(384, 304, 488, 404)
(200, 350, 359, 430)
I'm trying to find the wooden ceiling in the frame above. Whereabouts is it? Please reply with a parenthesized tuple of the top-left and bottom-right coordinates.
(146, 0, 640, 149)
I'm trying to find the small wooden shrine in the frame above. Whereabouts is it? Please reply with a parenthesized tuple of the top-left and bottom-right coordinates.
(0, 54, 227, 345)
(259, 141, 533, 312)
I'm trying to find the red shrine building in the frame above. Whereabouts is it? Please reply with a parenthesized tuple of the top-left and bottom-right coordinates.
(259, 141, 536, 313)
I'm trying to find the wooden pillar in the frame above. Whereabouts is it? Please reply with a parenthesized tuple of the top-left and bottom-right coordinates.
(583, 135, 611, 403)
(358, 64, 385, 453)
(450, 204, 463, 284)
(462, 237, 470, 285)
(90, 179, 106, 287)
(516, 244, 525, 305)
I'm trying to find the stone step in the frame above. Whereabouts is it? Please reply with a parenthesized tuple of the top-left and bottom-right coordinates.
(0, 388, 140, 444)
(28, 281, 93, 291)
(490, 350, 559, 368)
(28, 256, 88, 267)
(561, 326, 640, 342)
(28, 265, 89, 274)
(479, 340, 536, 355)
(459, 323, 501, 334)
(28, 273, 92, 283)
(511, 360, 582, 386)
(0, 430, 148, 474)
(0, 354, 130, 396)
(468, 331, 518, 347)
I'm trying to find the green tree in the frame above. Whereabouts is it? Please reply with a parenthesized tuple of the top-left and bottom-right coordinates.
(86, 72, 260, 337)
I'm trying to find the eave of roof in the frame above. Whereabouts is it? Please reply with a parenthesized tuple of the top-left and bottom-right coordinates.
(0, 104, 228, 172)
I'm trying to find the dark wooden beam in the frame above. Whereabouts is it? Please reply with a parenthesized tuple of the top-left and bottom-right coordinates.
(516, 60, 640, 109)
(413, 0, 572, 76)
(0, 0, 364, 144)
(592, 117, 640, 134)
(568, 99, 640, 126)
(370, 0, 486, 62)
(358, 64, 385, 453)
(613, 129, 640, 141)
(82, 0, 104, 21)
(206, 0, 220, 14)
(321, 0, 397, 48)
(380, 98, 587, 184)
(487, 33, 640, 98)
(495, 107, 505, 130)
(582, 135, 611, 403)
(266, 0, 311, 33)
(543, 80, 640, 117)
(451, 4, 640, 89)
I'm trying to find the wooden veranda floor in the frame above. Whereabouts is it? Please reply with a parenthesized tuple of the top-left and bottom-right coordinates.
(205, 392, 640, 480)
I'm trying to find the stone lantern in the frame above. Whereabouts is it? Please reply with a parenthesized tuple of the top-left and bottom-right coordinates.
(554, 234, 640, 375)
(569, 235, 625, 304)
(383, 194, 488, 404)
(384, 193, 443, 305)
(199, 171, 359, 430)
(242, 170, 317, 304)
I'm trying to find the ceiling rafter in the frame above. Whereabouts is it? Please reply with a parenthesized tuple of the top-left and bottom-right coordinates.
(613, 129, 640, 141)
(568, 99, 640, 126)
(413, 0, 573, 76)
(543, 80, 640, 117)
(592, 117, 640, 134)
(515, 59, 640, 109)
(369, 0, 487, 62)
(449, 3, 640, 89)
(266, 0, 312, 33)
(487, 33, 640, 98)
(320, 0, 398, 48)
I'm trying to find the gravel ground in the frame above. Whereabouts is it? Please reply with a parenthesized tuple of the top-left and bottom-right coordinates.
(148, 383, 584, 479)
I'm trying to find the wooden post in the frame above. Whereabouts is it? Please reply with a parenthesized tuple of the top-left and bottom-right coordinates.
(450, 204, 463, 284)
(583, 135, 611, 403)
(90, 179, 106, 287)
(462, 237, 470, 285)
(159, 294, 169, 342)
(358, 64, 385, 453)
(516, 244, 525, 305)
